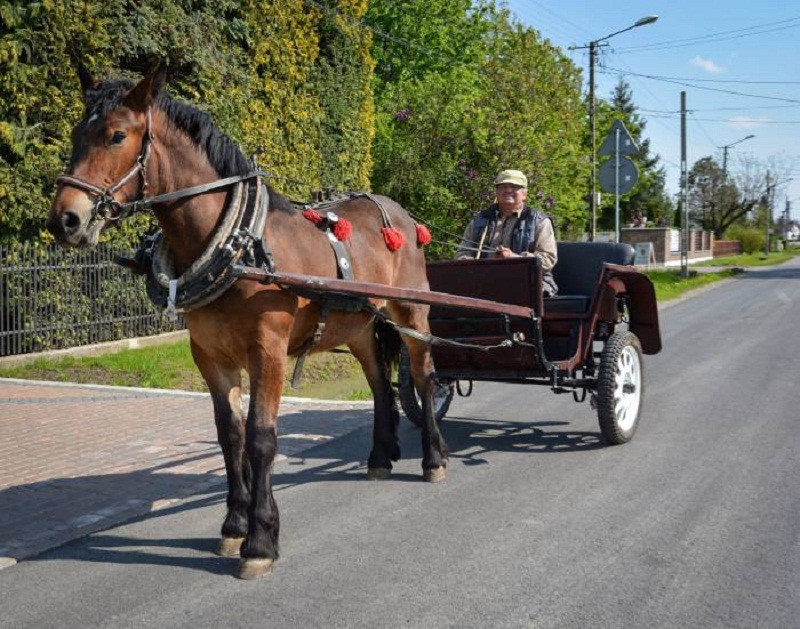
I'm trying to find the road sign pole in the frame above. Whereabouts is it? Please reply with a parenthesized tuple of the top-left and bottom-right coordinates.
(615, 127, 621, 243)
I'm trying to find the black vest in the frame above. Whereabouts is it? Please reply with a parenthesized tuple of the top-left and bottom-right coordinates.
(472, 204, 558, 295)
(473, 204, 538, 257)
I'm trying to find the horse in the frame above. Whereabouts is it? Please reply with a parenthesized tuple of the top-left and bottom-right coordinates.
(47, 67, 448, 579)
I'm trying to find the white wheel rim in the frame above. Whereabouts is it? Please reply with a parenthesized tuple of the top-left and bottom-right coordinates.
(614, 345, 641, 432)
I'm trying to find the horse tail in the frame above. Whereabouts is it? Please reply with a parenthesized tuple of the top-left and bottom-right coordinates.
(375, 315, 402, 376)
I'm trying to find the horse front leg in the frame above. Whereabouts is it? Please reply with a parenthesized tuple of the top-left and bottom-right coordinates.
(238, 338, 289, 579)
(190, 340, 249, 557)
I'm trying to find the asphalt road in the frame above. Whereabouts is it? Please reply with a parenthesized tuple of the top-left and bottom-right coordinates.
(1, 260, 799, 629)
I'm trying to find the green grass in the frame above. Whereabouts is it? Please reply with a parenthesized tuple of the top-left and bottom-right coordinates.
(4, 251, 791, 399)
(0, 342, 369, 400)
(645, 268, 739, 302)
(695, 248, 800, 267)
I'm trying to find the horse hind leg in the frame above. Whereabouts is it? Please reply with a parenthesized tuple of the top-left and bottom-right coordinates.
(348, 318, 402, 480)
(386, 302, 449, 482)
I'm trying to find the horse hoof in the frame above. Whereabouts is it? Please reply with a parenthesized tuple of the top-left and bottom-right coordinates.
(366, 467, 391, 480)
(238, 558, 274, 580)
(423, 466, 447, 483)
(216, 536, 245, 557)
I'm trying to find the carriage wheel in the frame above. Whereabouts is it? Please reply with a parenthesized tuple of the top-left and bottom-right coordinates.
(397, 345, 454, 428)
(596, 331, 644, 445)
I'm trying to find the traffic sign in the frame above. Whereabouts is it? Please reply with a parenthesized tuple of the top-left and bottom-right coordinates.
(598, 156, 639, 194)
(598, 120, 639, 156)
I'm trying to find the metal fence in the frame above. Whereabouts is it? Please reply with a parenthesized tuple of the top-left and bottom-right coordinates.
(1, 242, 184, 357)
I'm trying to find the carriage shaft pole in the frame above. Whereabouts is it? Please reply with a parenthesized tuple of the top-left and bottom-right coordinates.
(233, 266, 535, 319)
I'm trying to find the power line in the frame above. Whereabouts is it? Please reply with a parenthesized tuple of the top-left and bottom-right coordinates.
(598, 69, 800, 104)
(604, 66, 800, 86)
(644, 115, 800, 124)
(641, 105, 800, 113)
(614, 16, 800, 53)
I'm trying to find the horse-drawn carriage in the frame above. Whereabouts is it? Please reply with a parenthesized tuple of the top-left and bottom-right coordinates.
(236, 240, 661, 446)
(47, 68, 662, 579)
(397, 242, 661, 445)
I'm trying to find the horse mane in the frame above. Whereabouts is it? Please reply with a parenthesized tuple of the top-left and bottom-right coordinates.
(81, 77, 293, 210)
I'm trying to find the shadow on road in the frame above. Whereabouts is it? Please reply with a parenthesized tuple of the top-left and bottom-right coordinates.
(12, 411, 604, 575)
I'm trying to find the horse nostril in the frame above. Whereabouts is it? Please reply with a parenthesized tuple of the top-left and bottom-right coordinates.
(61, 211, 81, 233)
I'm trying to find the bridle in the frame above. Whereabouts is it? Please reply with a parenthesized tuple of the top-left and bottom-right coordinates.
(56, 106, 264, 222)
(56, 108, 154, 222)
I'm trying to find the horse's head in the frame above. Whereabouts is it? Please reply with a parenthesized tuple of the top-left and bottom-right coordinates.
(47, 67, 165, 246)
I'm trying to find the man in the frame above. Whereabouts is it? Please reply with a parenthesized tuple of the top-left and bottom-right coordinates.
(456, 169, 558, 295)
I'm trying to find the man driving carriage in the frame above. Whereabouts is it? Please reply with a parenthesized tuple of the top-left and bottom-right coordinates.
(456, 169, 558, 296)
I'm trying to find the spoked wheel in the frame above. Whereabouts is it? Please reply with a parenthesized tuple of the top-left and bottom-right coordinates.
(596, 331, 644, 445)
(397, 345, 454, 428)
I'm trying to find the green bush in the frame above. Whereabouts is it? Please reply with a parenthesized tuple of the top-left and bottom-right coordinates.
(725, 224, 765, 254)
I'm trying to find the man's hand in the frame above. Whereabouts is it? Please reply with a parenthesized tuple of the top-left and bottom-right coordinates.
(496, 246, 516, 258)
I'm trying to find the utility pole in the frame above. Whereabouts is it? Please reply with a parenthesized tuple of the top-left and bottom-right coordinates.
(589, 40, 597, 241)
(680, 91, 689, 279)
(764, 171, 772, 256)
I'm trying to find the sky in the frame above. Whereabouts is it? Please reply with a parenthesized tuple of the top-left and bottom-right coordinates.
(502, 0, 800, 222)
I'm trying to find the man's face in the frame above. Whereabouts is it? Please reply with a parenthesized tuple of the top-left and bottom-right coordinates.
(495, 183, 527, 214)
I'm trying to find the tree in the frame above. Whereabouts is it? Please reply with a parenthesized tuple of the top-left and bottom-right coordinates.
(686, 154, 789, 239)
(367, 2, 588, 255)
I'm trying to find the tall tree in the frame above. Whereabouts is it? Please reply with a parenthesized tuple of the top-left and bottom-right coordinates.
(686, 156, 757, 237)
(367, 1, 588, 254)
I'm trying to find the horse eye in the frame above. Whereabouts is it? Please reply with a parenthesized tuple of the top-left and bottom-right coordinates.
(110, 131, 126, 145)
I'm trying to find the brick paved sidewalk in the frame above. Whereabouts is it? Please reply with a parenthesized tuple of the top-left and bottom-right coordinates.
(0, 378, 373, 569)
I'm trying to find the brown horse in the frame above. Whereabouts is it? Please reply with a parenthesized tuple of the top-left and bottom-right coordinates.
(47, 68, 448, 579)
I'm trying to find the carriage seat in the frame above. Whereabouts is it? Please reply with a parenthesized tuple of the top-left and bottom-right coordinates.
(545, 242, 635, 314)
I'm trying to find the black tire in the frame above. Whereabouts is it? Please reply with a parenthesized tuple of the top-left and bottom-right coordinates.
(397, 345, 454, 428)
(597, 331, 645, 445)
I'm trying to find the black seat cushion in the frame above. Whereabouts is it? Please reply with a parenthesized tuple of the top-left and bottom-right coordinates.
(545, 242, 635, 314)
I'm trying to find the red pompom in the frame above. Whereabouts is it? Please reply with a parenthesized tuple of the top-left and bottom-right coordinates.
(302, 209, 322, 225)
(333, 217, 352, 241)
(381, 227, 405, 251)
(415, 223, 431, 246)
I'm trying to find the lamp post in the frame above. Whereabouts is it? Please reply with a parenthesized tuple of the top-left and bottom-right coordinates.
(720, 134, 755, 177)
(572, 15, 658, 241)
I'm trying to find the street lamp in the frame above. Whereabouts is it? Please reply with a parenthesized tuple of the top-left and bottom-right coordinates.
(572, 15, 659, 241)
(720, 134, 755, 176)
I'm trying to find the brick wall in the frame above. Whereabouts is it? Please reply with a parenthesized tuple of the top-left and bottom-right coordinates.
(713, 240, 742, 257)
(620, 227, 714, 266)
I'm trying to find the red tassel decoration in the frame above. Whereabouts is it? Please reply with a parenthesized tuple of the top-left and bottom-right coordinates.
(333, 217, 352, 241)
(381, 227, 405, 251)
(415, 223, 431, 246)
(302, 209, 322, 225)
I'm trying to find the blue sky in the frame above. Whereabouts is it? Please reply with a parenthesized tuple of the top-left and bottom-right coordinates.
(502, 1, 800, 221)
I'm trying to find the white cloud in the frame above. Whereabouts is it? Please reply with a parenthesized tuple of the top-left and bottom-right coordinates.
(728, 116, 769, 129)
(690, 56, 725, 73)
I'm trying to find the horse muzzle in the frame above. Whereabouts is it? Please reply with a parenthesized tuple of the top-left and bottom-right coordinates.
(47, 194, 103, 247)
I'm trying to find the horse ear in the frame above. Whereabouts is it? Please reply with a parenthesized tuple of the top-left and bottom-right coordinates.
(123, 65, 167, 111)
(78, 65, 98, 95)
